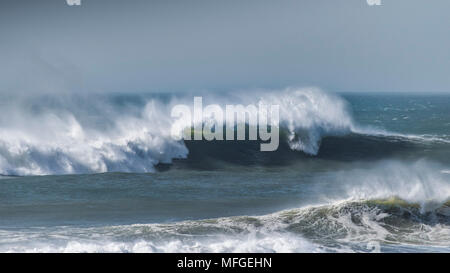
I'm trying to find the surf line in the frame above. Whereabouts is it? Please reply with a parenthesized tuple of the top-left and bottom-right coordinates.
(170, 96, 280, 151)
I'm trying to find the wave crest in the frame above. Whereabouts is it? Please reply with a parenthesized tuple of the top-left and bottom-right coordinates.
(0, 88, 447, 175)
(0, 88, 356, 175)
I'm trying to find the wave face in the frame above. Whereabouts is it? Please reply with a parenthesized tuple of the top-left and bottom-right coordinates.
(0, 88, 358, 175)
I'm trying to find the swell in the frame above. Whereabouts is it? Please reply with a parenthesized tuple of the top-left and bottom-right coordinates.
(0, 88, 448, 175)
(1, 197, 449, 253)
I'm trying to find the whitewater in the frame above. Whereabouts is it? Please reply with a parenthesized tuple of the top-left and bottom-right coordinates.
(1, 87, 447, 176)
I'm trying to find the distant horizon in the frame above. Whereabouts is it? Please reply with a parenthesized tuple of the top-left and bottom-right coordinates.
(2, 85, 450, 97)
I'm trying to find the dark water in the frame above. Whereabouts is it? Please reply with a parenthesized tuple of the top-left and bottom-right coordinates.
(0, 89, 449, 252)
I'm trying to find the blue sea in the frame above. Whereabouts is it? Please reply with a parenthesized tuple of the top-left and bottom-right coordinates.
(0, 88, 449, 252)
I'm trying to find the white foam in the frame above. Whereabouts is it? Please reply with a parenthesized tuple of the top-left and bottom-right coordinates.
(0, 87, 448, 175)
(0, 221, 320, 253)
(0, 87, 356, 175)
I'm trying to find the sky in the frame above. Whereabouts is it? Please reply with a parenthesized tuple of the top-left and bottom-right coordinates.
(0, 0, 449, 94)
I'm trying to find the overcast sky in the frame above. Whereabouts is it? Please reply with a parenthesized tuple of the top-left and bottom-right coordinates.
(1, 0, 449, 94)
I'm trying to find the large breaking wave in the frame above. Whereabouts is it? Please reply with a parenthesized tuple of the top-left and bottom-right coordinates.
(0, 87, 448, 176)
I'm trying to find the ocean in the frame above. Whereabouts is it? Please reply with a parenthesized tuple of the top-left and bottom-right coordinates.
(0, 88, 449, 253)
